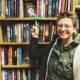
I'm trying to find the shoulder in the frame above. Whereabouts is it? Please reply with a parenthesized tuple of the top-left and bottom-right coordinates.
(74, 44, 80, 58)
(74, 33, 80, 43)
(73, 44, 80, 69)
(73, 44, 80, 80)
(75, 44, 80, 53)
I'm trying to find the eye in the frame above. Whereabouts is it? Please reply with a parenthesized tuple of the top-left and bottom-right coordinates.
(65, 24, 71, 28)
(57, 24, 63, 28)
(57, 24, 71, 28)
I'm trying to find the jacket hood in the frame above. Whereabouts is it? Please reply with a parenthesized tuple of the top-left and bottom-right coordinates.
(73, 33, 80, 43)
(54, 33, 80, 50)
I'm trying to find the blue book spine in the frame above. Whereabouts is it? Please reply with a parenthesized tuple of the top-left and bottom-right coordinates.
(5, 69, 8, 80)
(19, 47, 22, 65)
(48, 0, 53, 17)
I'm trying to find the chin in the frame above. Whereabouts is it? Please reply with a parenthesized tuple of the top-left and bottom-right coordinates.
(59, 36, 68, 40)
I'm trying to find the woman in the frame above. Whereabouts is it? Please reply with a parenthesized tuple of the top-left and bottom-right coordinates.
(30, 12, 80, 80)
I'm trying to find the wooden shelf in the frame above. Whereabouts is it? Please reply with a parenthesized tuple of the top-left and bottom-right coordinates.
(75, 5, 80, 9)
(2, 64, 39, 69)
(0, 42, 49, 45)
(0, 17, 57, 21)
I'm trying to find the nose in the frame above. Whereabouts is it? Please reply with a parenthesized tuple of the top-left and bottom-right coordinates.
(61, 25, 65, 31)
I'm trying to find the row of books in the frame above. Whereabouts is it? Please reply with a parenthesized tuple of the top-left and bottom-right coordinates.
(37, 0, 72, 17)
(0, 46, 31, 65)
(0, 22, 56, 42)
(2, 69, 39, 80)
(0, 0, 72, 18)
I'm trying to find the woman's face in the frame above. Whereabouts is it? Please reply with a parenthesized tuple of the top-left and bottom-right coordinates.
(57, 18, 76, 40)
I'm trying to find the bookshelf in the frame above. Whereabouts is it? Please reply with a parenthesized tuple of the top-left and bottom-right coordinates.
(0, 17, 57, 21)
(74, 0, 80, 33)
(0, 42, 49, 45)
(2, 64, 39, 69)
(0, 0, 74, 80)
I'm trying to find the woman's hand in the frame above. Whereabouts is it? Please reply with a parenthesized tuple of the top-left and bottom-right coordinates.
(31, 25, 39, 38)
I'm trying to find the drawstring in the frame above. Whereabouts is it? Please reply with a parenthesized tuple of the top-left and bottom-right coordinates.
(45, 38, 59, 80)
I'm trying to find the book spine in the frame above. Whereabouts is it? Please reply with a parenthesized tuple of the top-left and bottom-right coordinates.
(8, 69, 12, 80)
(5, 69, 8, 80)
(19, 47, 22, 65)
(67, 0, 71, 11)
(7, 25, 10, 42)
(23, 23, 27, 42)
(36, 0, 40, 17)
(19, 0, 24, 17)
(2, 0, 5, 17)
(1, 47, 5, 65)
(0, 25, 3, 42)
(48, 0, 53, 17)
(8, 46, 13, 65)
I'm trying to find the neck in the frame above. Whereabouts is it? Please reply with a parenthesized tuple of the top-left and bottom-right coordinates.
(62, 37, 73, 47)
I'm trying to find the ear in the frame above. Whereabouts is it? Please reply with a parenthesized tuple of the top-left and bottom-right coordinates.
(73, 27, 77, 33)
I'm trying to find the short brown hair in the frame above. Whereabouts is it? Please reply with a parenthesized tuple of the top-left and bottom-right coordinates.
(57, 11, 77, 28)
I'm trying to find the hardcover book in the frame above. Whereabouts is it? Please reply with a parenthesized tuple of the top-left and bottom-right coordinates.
(24, 2, 36, 17)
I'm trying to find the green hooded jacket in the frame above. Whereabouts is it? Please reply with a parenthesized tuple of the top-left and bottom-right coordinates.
(46, 33, 80, 80)
(30, 33, 80, 80)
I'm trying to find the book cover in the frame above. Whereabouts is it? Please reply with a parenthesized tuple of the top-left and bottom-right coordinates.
(24, 2, 36, 17)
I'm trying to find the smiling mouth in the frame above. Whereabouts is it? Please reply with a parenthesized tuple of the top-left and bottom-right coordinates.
(60, 31, 68, 34)
(59, 33, 68, 37)
(60, 32, 66, 34)
(61, 33, 66, 35)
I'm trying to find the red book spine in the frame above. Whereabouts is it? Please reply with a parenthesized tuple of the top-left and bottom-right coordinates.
(60, 0, 65, 12)
(36, 0, 40, 17)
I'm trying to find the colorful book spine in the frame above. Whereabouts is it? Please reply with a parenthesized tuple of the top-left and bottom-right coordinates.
(8, 46, 13, 65)
(23, 23, 27, 42)
(48, 0, 53, 17)
(19, 47, 22, 65)
(0, 25, 3, 42)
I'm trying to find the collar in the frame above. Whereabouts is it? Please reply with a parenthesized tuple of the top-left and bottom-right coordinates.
(55, 38, 79, 51)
